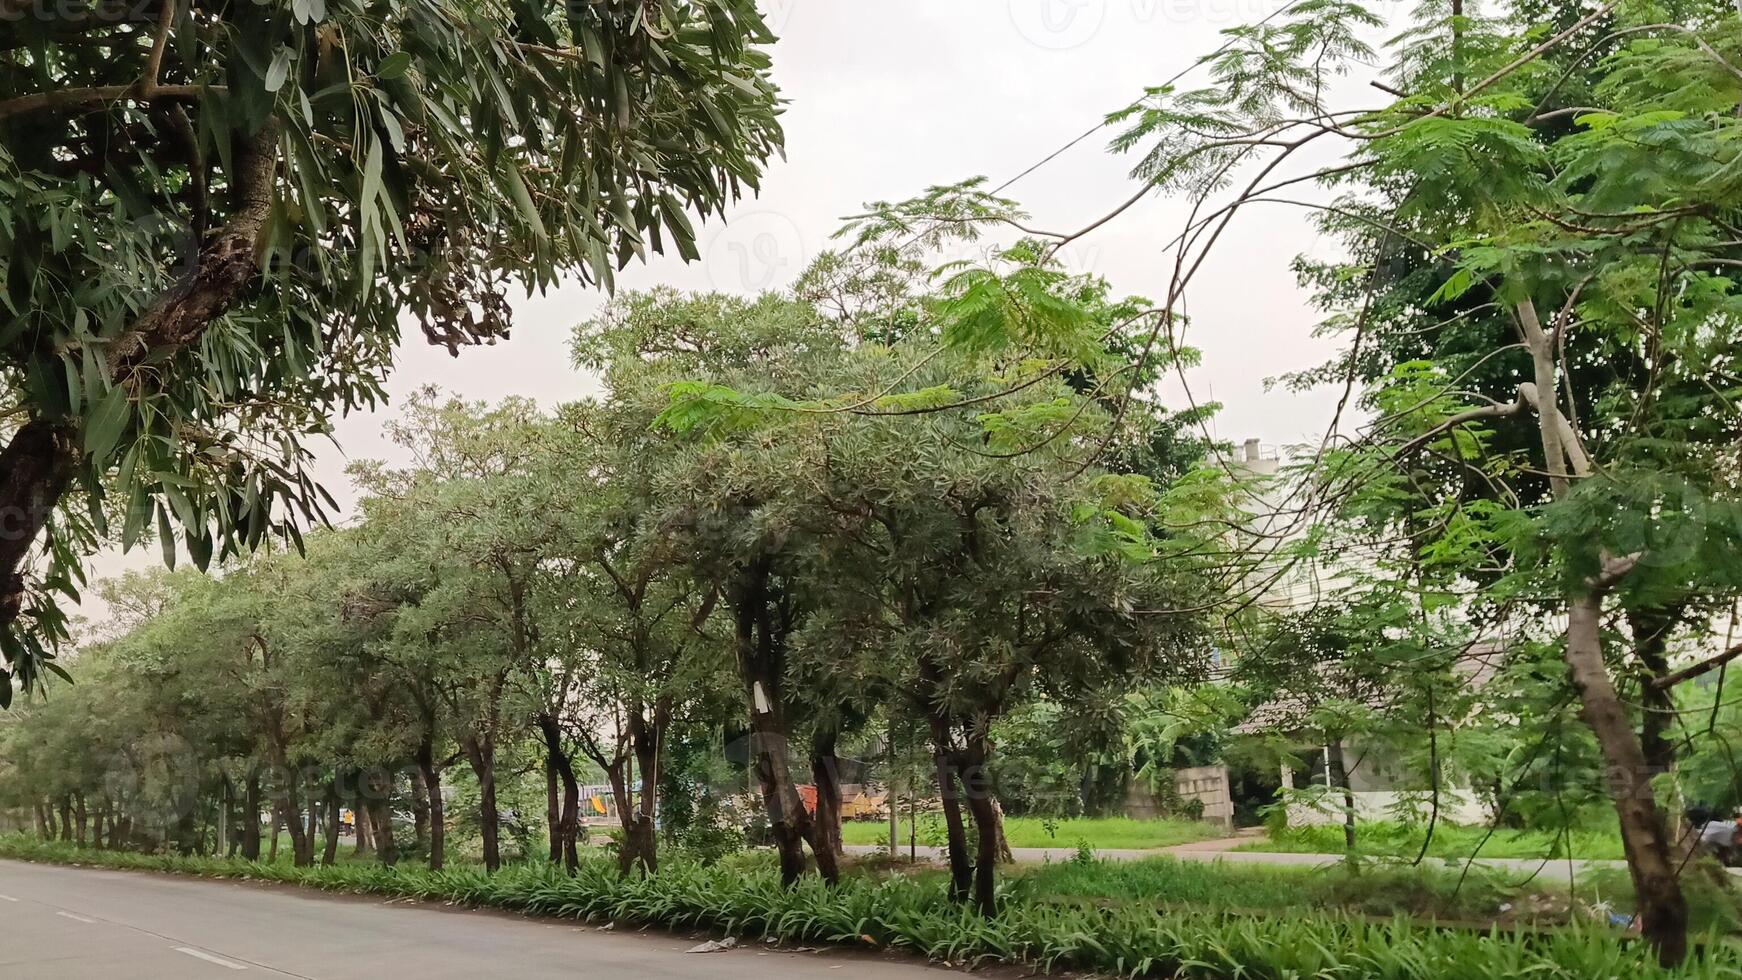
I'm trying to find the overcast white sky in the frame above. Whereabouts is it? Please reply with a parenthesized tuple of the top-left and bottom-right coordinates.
(80, 0, 1403, 620)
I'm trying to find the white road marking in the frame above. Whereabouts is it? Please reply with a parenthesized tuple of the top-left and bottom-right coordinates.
(173, 947, 249, 970)
(0, 893, 17, 901)
(55, 910, 97, 923)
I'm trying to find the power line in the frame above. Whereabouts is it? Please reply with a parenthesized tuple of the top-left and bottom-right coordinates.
(988, 0, 1310, 198)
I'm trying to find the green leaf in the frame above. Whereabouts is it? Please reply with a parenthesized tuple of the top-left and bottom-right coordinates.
(84, 386, 131, 465)
(157, 504, 177, 571)
(376, 51, 412, 80)
(501, 159, 547, 239)
(265, 46, 293, 93)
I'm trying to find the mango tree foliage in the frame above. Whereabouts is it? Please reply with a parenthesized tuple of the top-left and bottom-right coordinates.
(0, 0, 784, 692)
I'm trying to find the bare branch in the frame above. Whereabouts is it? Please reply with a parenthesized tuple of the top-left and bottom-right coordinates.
(1653, 643, 1742, 692)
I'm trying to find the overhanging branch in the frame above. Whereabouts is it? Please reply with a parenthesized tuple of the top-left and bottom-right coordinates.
(105, 122, 279, 382)
(0, 83, 222, 121)
(1651, 642, 1742, 691)
(1393, 385, 1531, 459)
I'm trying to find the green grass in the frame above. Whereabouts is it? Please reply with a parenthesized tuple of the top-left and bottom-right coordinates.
(1, 833, 1732, 979)
(1016, 855, 1565, 924)
(1238, 821, 1627, 861)
(1018, 855, 1742, 939)
(842, 815, 1222, 850)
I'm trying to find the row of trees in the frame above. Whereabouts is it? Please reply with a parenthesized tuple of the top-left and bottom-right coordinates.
(1, 246, 1233, 912)
(8, 0, 1742, 969)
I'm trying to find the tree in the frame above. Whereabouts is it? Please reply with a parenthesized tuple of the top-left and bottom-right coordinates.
(797, 374, 1220, 914)
(582, 289, 851, 886)
(621, 259, 1229, 903)
(538, 394, 727, 877)
(1083, 0, 1742, 963)
(0, 0, 784, 693)
(351, 392, 552, 873)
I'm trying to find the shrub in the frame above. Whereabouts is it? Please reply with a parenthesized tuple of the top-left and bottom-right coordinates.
(2, 834, 1734, 978)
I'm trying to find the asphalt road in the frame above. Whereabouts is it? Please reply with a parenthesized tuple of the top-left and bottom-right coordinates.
(0, 859, 953, 979)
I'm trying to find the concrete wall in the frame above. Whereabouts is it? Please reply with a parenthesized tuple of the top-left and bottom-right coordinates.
(1277, 744, 1491, 827)
(1282, 789, 1489, 828)
(1124, 765, 1234, 830)
(1177, 765, 1235, 829)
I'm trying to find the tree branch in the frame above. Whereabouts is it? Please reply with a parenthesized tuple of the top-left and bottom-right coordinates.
(140, 0, 175, 97)
(1651, 642, 1742, 691)
(1393, 385, 1531, 459)
(0, 83, 221, 121)
(106, 122, 279, 382)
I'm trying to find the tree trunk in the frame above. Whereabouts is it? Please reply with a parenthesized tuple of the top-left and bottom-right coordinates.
(321, 780, 341, 867)
(215, 780, 228, 858)
(416, 737, 446, 871)
(1328, 740, 1357, 852)
(91, 802, 105, 850)
(960, 780, 1001, 917)
(1567, 591, 1688, 966)
(733, 577, 836, 886)
(57, 797, 71, 842)
(536, 713, 582, 874)
(463, 735, 501, 873)
(743, 658, 833, 885)
(622, 816, 656, 876)
(1515, 297, 1688, 965)
(989, 795, 1014, 864)
(268, 811, 281, 863)
(305, 793, 320, 856)
(363, 769, 398, 868)
(544, 753, 561, 864)
(958, 731, 1002, 916)
(73, 794, 87, 848)
(241, 772, 262, 861)
(929, 715, 973, 903)
(33, 800, 48, 840)
(0, 418, 79, 636)
(174, 808, 199, 856)
(353, 793, 373, 858)
(810, 728, 845, 859)
(627, 707, 662, 875)
(369, 796, 397, 867)
(278, 775, 312, 867)
(602, 759, 638, 876)
(411, 767, 430, 857)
